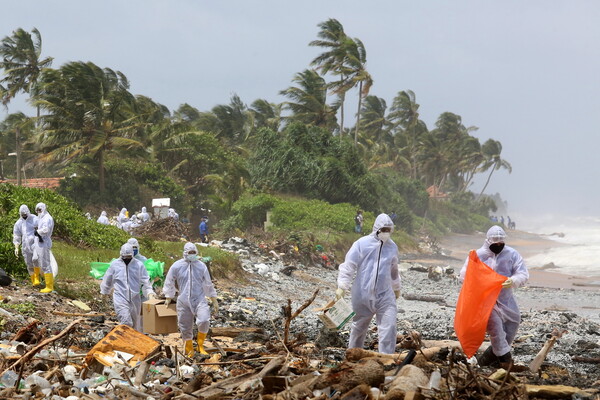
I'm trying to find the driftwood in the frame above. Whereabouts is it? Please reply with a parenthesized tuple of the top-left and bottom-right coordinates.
(346, 347, 446, 363)
(529, 329, 567, 373)
(11, 320, 41, 343)
(210, 326, 264, 338)
(402, 293, 447, 305)
(525, 384, 590, 397)
(192, 355, 286, 397)
(572, 356, 600, 364)
(313, 358, 385, 393)
(282, 289, 319, 345)
(340, 384, 373, 400)
(1, 319, 82, 376)
(386, 364, 429, 400)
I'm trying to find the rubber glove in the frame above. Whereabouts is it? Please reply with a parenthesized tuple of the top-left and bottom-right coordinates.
(164, 298, 172, 307)
(14, 244, 19, 257)
(335, 288, 345, 300)
(501, 278, 513, 288)
(394, 290, 400, 299)
(210, 297, 218, 315)
(147, 292, 156, 300)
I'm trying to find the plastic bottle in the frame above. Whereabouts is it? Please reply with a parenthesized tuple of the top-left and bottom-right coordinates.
(428, 369, 441, 390)
(25, 374, 51, 390)
(0, 370, 18, 387)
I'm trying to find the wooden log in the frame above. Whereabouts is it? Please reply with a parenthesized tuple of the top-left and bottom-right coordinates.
(183, 373, 212, 394)
(340, 384, 373, 400)
(192, 355, 286, 397)
(313, 358, 385, 393)
(346, 347, 444, 363)
(525, 384, 589, 398)
(210, 327, 264, 338)
(385, 364, 429, 400)
(402, 293, 446, 305)
(572, 356, 600, 364)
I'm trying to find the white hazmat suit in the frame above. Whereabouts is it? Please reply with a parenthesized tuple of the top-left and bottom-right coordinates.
(97, 211, 109, 225)
(13, 205, 40, 282)
(127, 238, 148, 263)
(460, 225, 529, 360)
(163, 242, 217, 355)
(116, 208, 128, 230)
(337, 213, 401, 354)
(100, 243, 154, 332)
(139, 207, 150, 223)
(34, 203, 56, 293)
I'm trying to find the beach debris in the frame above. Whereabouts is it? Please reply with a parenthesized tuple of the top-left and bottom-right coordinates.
(529, 328, 568, 373)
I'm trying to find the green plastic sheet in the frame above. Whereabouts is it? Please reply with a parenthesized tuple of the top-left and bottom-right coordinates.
(90, 258, 165, 285)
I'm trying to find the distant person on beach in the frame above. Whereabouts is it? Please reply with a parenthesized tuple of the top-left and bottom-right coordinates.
(199, 216, 209, 243)
(13, 204, 40, 286)
(354, 210, 364, 234)
(460, 225, 529, 368)
(390, 211, 398, 223)
(139, 206, 151, 224)
(336, 213, 401, 354)
(117, 208, 129, 230)
(97, 211, 109, 225)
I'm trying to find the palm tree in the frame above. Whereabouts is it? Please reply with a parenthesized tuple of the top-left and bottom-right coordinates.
(0, 112, 35, 183)
(345, 37, 373, 145)
(388, 90, 427, 179)
(477, 139, 512, 200)
(359, 95, 389, 143)
(32, 61, 144, 192)
(0, 28, 53, 113)
(309, 19, 351, 134)
(249, 99, 282, 132)
(280, 69, 337, 130)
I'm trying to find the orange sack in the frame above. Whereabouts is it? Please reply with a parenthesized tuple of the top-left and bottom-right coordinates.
(454, 250, 506, 358)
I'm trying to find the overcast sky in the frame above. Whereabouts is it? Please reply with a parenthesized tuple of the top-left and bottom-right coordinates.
(3, 1, 600, 226)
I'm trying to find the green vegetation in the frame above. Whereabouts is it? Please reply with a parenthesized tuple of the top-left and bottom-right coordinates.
(0, 22, 513, 283)
(1, 302, 36, 317)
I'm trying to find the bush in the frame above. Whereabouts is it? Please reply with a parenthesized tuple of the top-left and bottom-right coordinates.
(219, 192, 280, 232)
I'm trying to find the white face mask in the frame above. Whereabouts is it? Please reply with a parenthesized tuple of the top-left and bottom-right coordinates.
(378, 232, 391, 242)
(186, 254, 199, 262)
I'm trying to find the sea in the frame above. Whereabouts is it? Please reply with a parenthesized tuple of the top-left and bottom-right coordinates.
(520, 215, 600, 278)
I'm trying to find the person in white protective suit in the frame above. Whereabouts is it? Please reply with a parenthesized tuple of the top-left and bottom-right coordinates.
(100, 243, 156, 332)
(13, 205, 41, 286)
(97, 211, 109, 225)
(138, 207, 150, 224)
(127, 238, 148, 263)
(163, 242, 218, 357)
(460, 225, 529, 368)
(34, 203, 55, 293)
(116, 208, 129, 230)
(336, 213, 401, 354)
(168, 208, 179, 221)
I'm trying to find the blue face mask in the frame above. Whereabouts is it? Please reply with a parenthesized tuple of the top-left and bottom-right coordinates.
(133, 248, 139, 256)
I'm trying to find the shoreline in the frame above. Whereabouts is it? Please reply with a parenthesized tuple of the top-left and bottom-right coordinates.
(436, 229, 600, 291)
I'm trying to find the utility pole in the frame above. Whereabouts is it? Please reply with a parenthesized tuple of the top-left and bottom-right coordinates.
(15, 127, 21, 186)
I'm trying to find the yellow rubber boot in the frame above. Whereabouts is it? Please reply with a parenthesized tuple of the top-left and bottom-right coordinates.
(32, 267, 41, 286)
(184, 340, 194, 357)
(40, 273, 54, 293)
(197, 332, 209, 355)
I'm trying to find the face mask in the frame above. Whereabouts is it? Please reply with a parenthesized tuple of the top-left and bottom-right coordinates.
(489, 243, 505, 254)
(122, 256, 132, 265)
(133, 249, 139, 256)
(378, 232, 391, 242)
(21, 214, 27, 219)
(186, 254, 199, 262)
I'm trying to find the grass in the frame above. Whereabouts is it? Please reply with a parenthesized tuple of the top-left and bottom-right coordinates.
(48, 240, 242, 301)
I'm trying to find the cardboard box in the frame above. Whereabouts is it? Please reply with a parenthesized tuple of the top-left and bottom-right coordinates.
(143, 299, 179, 334)
(317, 297, 355, 330)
